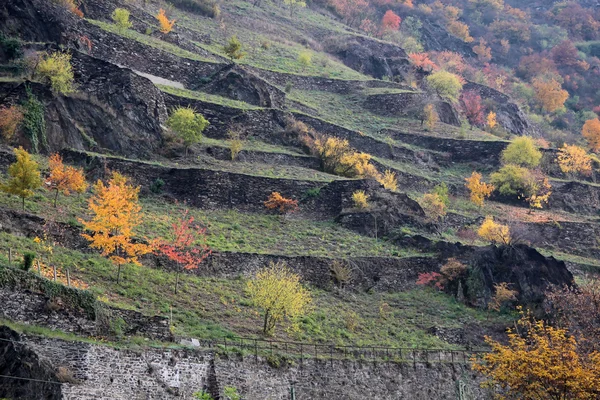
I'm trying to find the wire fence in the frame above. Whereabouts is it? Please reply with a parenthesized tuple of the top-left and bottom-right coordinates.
(200, 336, 487, 365)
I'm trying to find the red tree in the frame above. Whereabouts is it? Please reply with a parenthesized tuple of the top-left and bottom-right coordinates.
(381, 10, 401, 32)
(155, 209, 212, 293)
(461, 91, 485, 128)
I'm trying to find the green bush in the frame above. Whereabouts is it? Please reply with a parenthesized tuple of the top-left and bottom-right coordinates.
(501, 136, 542, 168)
(490, 164, 533, 197)
(0, 33, 23, 60)
(21, 252, 35, 271)
(149, 178, 165, 194)
(111, 8, 133, 32)
(426, 70, 463, 103)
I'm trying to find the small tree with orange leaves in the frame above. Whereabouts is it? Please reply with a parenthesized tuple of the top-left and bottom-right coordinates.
(79, 171, 150, 284)
(473, 38, 492, 63)
(0, 105, 24, 140)
(472, 308, 600, 399)
(486, 111, 497, 130)
(264, 192, 298, 219)
(154, 209, 211, 293)
(156, 9, 176, 34)
(465, 171, 494, 207)
(582, 118, 600, 152)
(46, 153, 87, 207)
(409, 53, 437, 72)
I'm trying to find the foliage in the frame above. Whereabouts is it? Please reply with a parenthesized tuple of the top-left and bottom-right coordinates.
(501, 136, 542, 168)
(490, 164, 531, 197)
(488, 282, 518, 311)
(465, 171, 494, 207)
(532, 77, 569, 113)
(409, 53, 437, 72)
(298, 51, 312, 70)
(193, 391, 214, 400)
(156, 9, 176, 34)
(154, 209, 211, 293)
(21, 87, 46, 154)
(473, 38, 492, 62)
(0, 147, 42, 210)
(351, 190, 370, 209)
(284, 0, 307, 16)
(420, 193, 446, 221)
(246, 261, 312, 336)
(376, 169, 397, 191)
(423, 103, 438, 131)
(525, 174, 552, 209)
(381, 10, 401, 32)
(472, 309, 600, 399)
(79, 171, 150, 283)
(304, 134, 378, 178)
(21, 252, 35, 271)
(433, 182, 449, 206)
(35, 52, 75, 95)
(582, 118, 600, 152)
(447, 20, 473, 43)
(416, 272, 443, 289)
(0, 105, 24, 140)
(223, 386, 241, 400)
(557, 144, 592, 177)
(264, 192, 299, 215)
(461, 91, 485, 127)
(223, 36, 246, 60)
(111, 8, 133, 32)
(426, 70, 463, 103)
(477, 216, 510, 244)
(166, 106, 209, 154)
(486, 111, 497, 129)
(149, 178, 165, 194)
(0, 34, 23, 60)
(46, 153, 87, 207)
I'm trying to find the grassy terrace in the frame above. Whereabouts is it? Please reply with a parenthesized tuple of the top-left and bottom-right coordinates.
(0, 232, 504, 347)
(200, 137, 308, 157)
(158, 85, 262, 110)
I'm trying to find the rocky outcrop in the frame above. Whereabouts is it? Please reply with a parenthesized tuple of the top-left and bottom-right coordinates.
(363, 92, 460, 126)
(195, 64, 286, 109)
(463, 82, 531, 135)
(0, 0, 74, 43)
(324, 35, 410, 79)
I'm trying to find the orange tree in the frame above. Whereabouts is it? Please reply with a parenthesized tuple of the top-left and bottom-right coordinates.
(79, 171, 150, 284)
(264, 192, 299, 219)
(154, 209, 211, 293)
(582, 118, 600, 152)
(46, 153, 87, 207)
(473, 309, 600, 399)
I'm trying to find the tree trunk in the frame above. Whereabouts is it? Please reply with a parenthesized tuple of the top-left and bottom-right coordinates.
(263, 309, 270, 335)
(22, 196, 25, 211)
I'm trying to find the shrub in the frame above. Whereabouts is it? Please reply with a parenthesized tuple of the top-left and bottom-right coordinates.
(465, 171, 494, 207)
(21, 252, 36, 271)
(582, 118, 600, 152)
(351, 190, 370, 209)
(166, 106, 209, 155)
(223, 36, 245, 60)
(423, 103, 438, 131)
(298, 51, 312, 70)
(420, 193, 446, 221)
(426, 70, 463, 103)
(227, 129, 243, 161)
(193, 391, 214, 400)
(556, 144, 592, 177)
(488, 282, 518, 311)
(0, 34, 23, 60)
(490, 164, 532, 197)
(501, 136, 542, 167)
(264, 192, 299, 216)
(304, 134, 378, 178)
(329, 260, 353, 288)
(284, 82, 293, 93)
(377, 169, 398, 191)
(0, 105, 24, 140)
(149, 178, 165, 194)
(433, 182, 449, 206)
(223, 386, 241, 400)
(35, 52, 75, 95)
(111, 8, 133, 32)
(156, 9, 176, 34)
(21, 88, 46, 153)
(477, 216, 510, 244)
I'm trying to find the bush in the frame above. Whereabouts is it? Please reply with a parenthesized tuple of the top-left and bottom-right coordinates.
(0, 34, 23, 60)
(298, 51, 312, 70)
(0, 105, 24, 140)
(478, 216, 511, 244)
(303, 134, 378, 178)
(166, 106, 209, 155)
(21, 87, 46, 153)
(149, 178, 165, 194)
(223, 36, 245, 60)
(21, 252, 35, 271)
(35, 52, 75, 95)
(351, 190, 370, 209)
(426, 70, 463, 103)
(490, 164, 532, 197)
(501, 136, 542, 167)
(111, 8, 133, 31)
(170, 0, 219, 17)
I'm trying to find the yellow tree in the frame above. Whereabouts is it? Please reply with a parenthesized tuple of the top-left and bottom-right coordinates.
(532, 77, 569, 113)
(465, 171, 494, 207)
(1, 147, 42, 210)
(557, 144, 592, 178)
(486, 111, 497, 130)
(420, 192, 446, 221)
(423, 103, 439, 131)
(473, 309, 600, 399)
(377, 169, 398, 191)
(156, 9, 175, 34)
(246, 262, 312, 336)
(79, 171, 150, 283)
(46, 153, 87, 207)
(582, 118, 600, 152)
(478, 216, 510, 244)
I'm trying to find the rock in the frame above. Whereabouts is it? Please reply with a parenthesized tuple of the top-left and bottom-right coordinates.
(324, 35, 410, 80)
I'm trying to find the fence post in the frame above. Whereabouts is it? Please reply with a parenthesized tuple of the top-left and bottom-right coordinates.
(66, 269, 71, 287)
(53, 265, 57, 282)
(451, 351, 454, 364)
(315, 344, 318, 359)
(413, 349, 416, 368)
(463, 351, 466, 364)
(8, 248, 12, 266)
(254, 339, 258, 362)
(224, 337, 227, 352)
(37, 260, 41, 275)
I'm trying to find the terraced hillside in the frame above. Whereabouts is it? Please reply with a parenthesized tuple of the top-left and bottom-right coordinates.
(0, 0, 598, 398)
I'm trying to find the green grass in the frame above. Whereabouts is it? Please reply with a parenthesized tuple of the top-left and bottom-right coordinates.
(363, 87, 419, 95)
(87, 19, 217, 63)
(201, 137, 309, 156)
(158, 85, 262, 110)
(0, 232, 505, 348)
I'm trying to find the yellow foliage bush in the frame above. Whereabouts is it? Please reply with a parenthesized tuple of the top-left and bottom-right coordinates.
(35, 52, 75, 95)
(557, 144, 592, 177)
(351, 190, 370, 209)
(156, 9, 176, 34)
(477, 216, 510, 244)
(465, 171, 494, 207)
(376, 169, 398, 191)
(420, 193, 446, 220)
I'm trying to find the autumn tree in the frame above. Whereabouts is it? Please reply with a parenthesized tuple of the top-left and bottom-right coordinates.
(557, 144, 592, 178)
(246, 261, 312, 336)
(283, 0, 306, 16)
(426, 70, 463, 103)
(477, 216, 510, 244)
(0, 105, 24, 140)
(166, 106, 209, 156)
(46, 153, 87, 207)
(111, 8, 132, 32)
(461, 91, 485, 128)
(532, 77, 569, 113)
(421, 192, 446, 221)
(156, 9, 176, 34)
(264, 192, 299, 218)
(423, 103, 438, 131)
(1, 147, 42, 210)
(377, 169, 397, 191)
(447, 21, 473, 43)
(223, 36, 246, 60)
(381, 10, 401, 33)
(351, 190, 370, 209)
(35, 52, 75, 95)
(473, 309, 600, 399)
(465, 171, 494, 207)
(79, 171, 150, 284)
(409, 53, 437, 72)
(473, 38, 492, 63)
(501, 136, 542, 168)
(303, 134, 378, 178)
(486, 111, 497, 130)
(154, 209, 211, 293)
(488, 282, 518, 311)
(582, 118, 600, 152)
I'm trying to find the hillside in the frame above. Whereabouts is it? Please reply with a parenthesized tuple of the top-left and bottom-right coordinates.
(0, 0, 598, 398)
